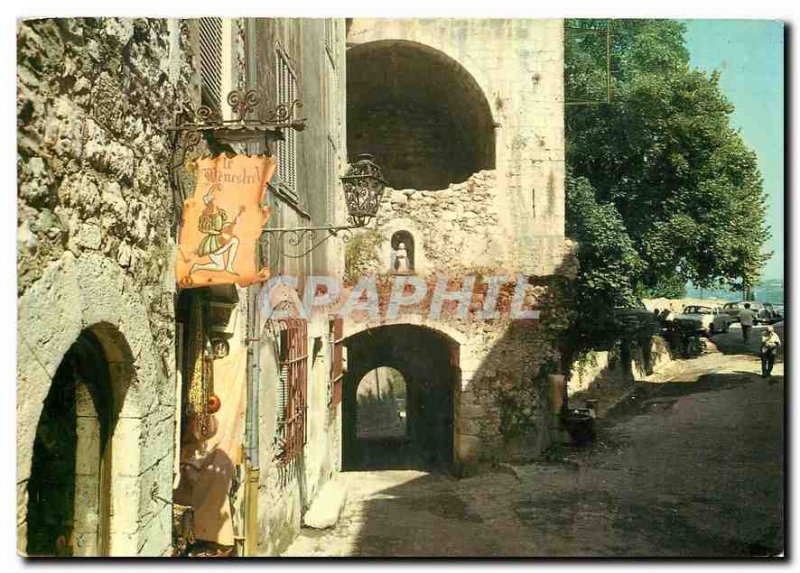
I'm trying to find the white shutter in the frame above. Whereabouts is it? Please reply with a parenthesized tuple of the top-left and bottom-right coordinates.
(276, 49, 297, 196)
(199, 18, 223, 111)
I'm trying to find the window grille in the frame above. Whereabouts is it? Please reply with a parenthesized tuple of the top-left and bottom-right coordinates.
(199, 17, 223, 112)
(276, 48, 298, 196)
(276, 318, 308, 465)
(328, 316, 344, 408)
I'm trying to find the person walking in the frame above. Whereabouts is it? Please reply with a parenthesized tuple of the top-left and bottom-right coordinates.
(760, 325, 781, 378)
(739, 303, 756, 343)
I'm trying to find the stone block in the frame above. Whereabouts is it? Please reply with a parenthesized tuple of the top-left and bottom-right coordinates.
(456, 433, 482, 461)
(302, 478, 348, 530)
(110, 476, 141, 535)
(109, 532, 139, 556)
(111, 417, 142, 477)
(136, 504, 172, 557)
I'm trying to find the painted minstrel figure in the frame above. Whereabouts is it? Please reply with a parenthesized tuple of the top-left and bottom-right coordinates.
(190, 184, 244, 276)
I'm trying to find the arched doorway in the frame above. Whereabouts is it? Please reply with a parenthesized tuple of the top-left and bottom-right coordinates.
(25, 328, 118, 557)
(347, 40, 495, 190)
(357, 366, 407, 439)
(343, 325, 459, 471)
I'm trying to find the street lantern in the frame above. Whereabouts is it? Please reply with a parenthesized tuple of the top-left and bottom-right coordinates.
(341, 153, 387, 227)
(258, 153, 388, 260)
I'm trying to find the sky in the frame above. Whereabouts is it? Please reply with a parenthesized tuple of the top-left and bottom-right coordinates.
(684, 20, 784, 281)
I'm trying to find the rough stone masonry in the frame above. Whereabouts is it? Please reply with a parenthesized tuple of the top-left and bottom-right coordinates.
(17, 18, 195, 555)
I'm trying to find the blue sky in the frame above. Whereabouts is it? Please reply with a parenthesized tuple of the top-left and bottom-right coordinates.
(684, 20, 784, 281)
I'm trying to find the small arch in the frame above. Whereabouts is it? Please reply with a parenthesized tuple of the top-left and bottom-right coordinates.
(390, 230, 415, 274)
(347, 40, 496, 190)
(17, 252, 168, 556)
(356, 366, 408, 440)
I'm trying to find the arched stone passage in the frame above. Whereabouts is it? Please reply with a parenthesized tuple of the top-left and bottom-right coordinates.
(26, 330, 112, 556)
(18, 252, 174, 556)
(343, 325, 460, 471)
(347, 40, 495, 190)
(25, 325, 134, 556)
(356, 366, 407, 440)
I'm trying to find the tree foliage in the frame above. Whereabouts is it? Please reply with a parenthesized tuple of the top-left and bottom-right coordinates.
(565, 19, 771, 296)
(565, 176, 643, 353)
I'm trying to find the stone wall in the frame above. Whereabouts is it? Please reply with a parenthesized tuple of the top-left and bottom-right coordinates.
(349, 101, 476, 190)
(17, 17, 194, 556)
(341, 18, 575, 469)
(347, 19, 567, 272)
(361, 171, 577, 278)
(567, 336, 674, 415)
(456, 276, 575, 465)
(338, 272, 575, 469)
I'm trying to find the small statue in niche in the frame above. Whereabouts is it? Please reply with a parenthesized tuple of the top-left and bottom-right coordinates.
(394, 242, 410, 274)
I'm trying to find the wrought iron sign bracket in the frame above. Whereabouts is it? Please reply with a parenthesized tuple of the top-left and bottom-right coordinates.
(167, 89, 388, 261)
(166, 89, 307, 216)
(260, 224, 362, 260)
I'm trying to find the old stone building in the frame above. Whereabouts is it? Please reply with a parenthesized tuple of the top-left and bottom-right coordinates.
(17, 15, 576, 558)
(17, 18, 193, 556)
(340, 18, 577, 472)
(17, 16, 348, 557)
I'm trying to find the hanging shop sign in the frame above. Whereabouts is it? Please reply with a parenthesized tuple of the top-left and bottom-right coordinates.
(176, 154, 277, 288)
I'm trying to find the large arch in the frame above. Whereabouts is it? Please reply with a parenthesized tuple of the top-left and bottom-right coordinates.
(342, 324, 460, 471)
(17, 252, 174, 556)
(347, 40, 496, 190)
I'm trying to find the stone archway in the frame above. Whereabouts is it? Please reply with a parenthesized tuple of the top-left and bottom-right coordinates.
(347, 40, 496, 190)
(26, 327, 119, 556)
(342, 324, 460, 471)
(17, 252, 174, 556)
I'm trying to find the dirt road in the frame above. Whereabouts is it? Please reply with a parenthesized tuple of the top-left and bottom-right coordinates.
(284, 344, 784, 557)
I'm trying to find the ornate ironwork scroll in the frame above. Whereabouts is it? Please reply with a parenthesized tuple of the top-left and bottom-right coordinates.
(259, 225, 356, 260)
(167, 89, 306, 235)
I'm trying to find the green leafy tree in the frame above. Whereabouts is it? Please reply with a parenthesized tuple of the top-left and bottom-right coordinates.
(565, 19, 771, 297)
(564, 176, 643, 355)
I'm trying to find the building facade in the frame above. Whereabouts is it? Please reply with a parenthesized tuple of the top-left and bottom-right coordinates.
(17, 17, 348, 557)
(340, 19, 577, 472)
(17, 16, 575, 558)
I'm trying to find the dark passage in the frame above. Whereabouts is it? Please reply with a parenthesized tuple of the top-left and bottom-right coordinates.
(347, 40, 495, 190)
(26, 330, 112, 557)
(343, 325, 459, 472)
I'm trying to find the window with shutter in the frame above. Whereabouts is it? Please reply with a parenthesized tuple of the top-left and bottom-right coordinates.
(199, 17, 223, 112)
(276, 48, 298, 197)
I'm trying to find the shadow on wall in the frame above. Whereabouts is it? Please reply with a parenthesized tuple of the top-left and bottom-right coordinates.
(567, 332, 675, 418)
(347, 39, 495, 191)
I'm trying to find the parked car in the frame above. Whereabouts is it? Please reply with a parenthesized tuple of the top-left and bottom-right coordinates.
(773, 304, 784, 321)
(613, 299, 659, 332)
(674, 305, 734, 335)
(720, 301, 777, 325)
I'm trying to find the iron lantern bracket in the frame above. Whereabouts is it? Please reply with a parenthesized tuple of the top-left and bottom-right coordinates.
(259, 223, 365, 260)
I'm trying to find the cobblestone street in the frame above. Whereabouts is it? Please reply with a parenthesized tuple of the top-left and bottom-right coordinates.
(285, 343, 784, 557)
